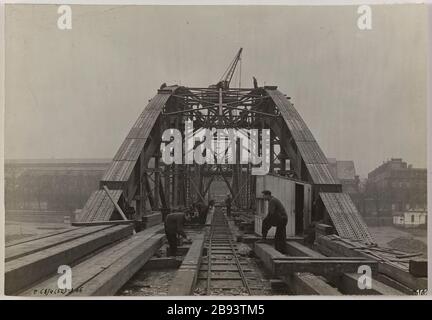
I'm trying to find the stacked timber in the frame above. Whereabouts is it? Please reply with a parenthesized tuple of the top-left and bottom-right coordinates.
(21, 224, 165, 297)
(5, 224, 133, 295)
(142, 212, 163, 228)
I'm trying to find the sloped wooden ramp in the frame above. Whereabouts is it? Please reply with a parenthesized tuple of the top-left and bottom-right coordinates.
(319, 192, 374, 243)
(76, 189, 123, 223)
(77, 86, 178, 223)
(266, 89, 339, 186)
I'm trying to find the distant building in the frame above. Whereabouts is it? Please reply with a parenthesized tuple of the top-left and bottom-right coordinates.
(364, 158, 427, 218)
(4, 159, 111, 212)
(327, 158, 361, 209)
(393, 209, 427, 228)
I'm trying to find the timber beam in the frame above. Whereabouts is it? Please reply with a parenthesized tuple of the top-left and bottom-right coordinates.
(254, 243, 342, 295)
(22, 225, 164, 297)
(168, 236, 205, 296)
(286, 241, 404, 295)
(6, 225, 134, 295)
(273, 259, 378, 277)
(339, 273, 404, 296)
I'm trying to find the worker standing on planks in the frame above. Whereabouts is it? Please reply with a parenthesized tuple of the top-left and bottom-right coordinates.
(261, 190, 288, 254)
(224, 194, 232, 217)
(164, 212, 192, 256)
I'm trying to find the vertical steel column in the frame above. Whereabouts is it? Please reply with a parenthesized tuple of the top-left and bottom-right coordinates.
(269, 130, 275, 173)
(154, 156, 160, 209)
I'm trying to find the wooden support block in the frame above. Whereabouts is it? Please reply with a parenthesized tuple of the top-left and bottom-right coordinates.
(142, 212, 162, 228)
(315, 224, 334, 237)
(282, 273, 342, 296)
(409, 259, 427, 278)
(315, 236, 363, 258)
(168, 236, 205, 295)
(242, 235, 262, 244)
(5, 225, 133, 295)
(254, 243, 285, 272)
(286, 241, 326, 258)
(378, 262, 427, 290)
(270, 279, 288, 291)
(166, 246, 189, 256)
(143, 257, 182, 270)
(240, 222, 253, 229)
(339, 273, 404, 295)
(273, 259, 378, 277)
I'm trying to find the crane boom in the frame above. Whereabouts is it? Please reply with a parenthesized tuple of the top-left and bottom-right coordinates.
(214, 48, 243, 90)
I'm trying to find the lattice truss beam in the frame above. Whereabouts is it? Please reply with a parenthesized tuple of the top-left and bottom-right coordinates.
(75, 84, 373, 244)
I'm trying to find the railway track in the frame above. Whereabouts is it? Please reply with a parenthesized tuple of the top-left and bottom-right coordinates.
(195, 208, 264, 295)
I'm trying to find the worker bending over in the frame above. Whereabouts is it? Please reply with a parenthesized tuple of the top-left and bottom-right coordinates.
(164, 212, 191, 256)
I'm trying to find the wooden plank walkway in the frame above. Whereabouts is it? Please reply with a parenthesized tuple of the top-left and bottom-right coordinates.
(5, 225, 134, 295)
(5, 225, 113, 262)
(22, 225, 165, 297)
(319, 192, 374, 243)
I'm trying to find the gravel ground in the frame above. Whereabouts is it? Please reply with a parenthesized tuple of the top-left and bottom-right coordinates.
(118, 268, 178, 296)
(368, 226, 427, 257)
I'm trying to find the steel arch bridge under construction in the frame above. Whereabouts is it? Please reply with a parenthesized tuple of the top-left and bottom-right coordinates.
(75, 50, 373, 244)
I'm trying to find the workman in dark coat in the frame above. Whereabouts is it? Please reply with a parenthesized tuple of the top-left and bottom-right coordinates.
(195, 201, 209, 225)
(164, 212, 191, 256)
(224, 194, 232, 217)
(261, 190, 288, 254)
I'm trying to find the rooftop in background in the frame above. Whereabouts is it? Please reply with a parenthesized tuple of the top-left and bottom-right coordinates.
(368, 158, 427, 179)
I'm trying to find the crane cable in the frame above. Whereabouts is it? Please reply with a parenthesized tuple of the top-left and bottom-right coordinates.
(238, 55, 242, 88)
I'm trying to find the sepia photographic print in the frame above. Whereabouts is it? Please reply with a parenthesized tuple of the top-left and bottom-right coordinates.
(1, 1, 430, 301)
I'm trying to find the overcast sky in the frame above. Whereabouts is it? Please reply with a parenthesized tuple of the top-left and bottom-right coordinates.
(4, 4, 428, 177)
